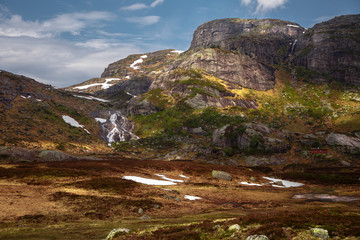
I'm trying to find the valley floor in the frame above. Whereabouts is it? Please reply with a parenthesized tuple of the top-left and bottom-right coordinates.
(0, 156, 359, 239)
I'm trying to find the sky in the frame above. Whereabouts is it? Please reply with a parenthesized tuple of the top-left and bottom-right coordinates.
(0, 0, 359, 87)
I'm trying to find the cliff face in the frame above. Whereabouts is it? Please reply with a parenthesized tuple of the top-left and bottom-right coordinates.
(190, 18, 304, 65)
(292, 14, 360, 85)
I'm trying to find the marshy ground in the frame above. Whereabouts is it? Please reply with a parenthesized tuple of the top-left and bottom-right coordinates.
(0, 156, 359, 239)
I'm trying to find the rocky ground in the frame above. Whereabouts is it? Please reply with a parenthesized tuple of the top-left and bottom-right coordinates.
(0, 154, 359, 240)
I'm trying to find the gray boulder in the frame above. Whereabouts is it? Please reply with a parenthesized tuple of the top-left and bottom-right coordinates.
(105, 228, 130, 240)
(246, 235, 269, 240)
(310, 227, 329, 240)
(0, 147, 38, 162)
(326, 132, 360, 154)
(212, 170, 232, 181)
(38, 150, 75, 162)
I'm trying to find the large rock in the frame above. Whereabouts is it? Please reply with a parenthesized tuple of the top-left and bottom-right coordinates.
(0, 147, 38, 162)
(38, 150, 74, 162)
(292, 14, 360, 85)
(325, 132, 360, 154)
(310, 227, 329, 240)
(212, 170, 232, 181)
(105, 228, 130, 240)
(246, 235, 269, 240)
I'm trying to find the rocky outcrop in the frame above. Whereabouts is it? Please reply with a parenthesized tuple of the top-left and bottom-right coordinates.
(212, 123, 291, 154)
(310, 228, 329, 240)
(173, 48, 275, 91)
(325, 132, 360, 154)
(190, 18, 304, 65)
(292, 14, 360, 85)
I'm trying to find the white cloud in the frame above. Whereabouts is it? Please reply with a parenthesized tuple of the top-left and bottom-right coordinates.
(120, 3, 148, 11)
(240, 0, 288, 13)
(126, 16, 160, 26)
(0, 11, 115, 38)
(0, 36, 142, 87)
(150, 0, 165, 8)
(121, 0, 165, 11)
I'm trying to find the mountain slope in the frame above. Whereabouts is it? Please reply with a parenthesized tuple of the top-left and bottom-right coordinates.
(0, 70, 110, 153)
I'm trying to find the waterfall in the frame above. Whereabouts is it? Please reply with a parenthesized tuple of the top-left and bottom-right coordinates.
(289, 39, 298, 56)
(94, 110, 139, 144)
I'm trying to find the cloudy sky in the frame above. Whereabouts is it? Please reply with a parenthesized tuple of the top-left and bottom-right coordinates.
(0, 0, 359, 87)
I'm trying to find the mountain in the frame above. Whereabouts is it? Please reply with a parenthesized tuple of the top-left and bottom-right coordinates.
(2, 15, 360, 165)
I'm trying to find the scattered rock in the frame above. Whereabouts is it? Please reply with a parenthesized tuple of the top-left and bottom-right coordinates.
(246, 235, 269, 240)
(212, 170, 232, 181)
(140, 215, 151, 220)
(105, 228, 130, 240)
(310, 227, 329, 240)
(138, 208, 144, 215)
(228, 224, 241, 232)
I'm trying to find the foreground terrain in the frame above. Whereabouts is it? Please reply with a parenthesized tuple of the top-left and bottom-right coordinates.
(0, 156, 359, 239)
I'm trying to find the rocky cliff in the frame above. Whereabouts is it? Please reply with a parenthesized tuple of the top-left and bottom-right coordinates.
(291, 14, 360, 85)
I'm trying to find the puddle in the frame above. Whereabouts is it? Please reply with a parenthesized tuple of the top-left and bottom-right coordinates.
(293, 194, 359, 202)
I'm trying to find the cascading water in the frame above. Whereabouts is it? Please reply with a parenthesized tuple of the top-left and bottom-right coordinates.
(289, 39, 298, 56)
(93, 110, 139, 145)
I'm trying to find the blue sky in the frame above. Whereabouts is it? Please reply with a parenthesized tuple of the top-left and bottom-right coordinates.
(0, 0, 359, 87)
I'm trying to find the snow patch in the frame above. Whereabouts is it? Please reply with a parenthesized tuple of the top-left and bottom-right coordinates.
(62, 115, 90, 134)
(130, 55, 147, 70)
(126, 92, 137, 98)
(36, 99, 42, 102)
(179, 174, 189, 179)
(263, 177, 304, 188)
(287, 24, 300, 28)
(155, 174, 184, 183)
(95, 118, 107, 123)
(123, 176, 177, 186)
(74, 95, 109, 102)
(184, 195, 202, 201)
(171, 50, 184, 54)
(73, 78, 121, 90)
(240, 182, 262, 187)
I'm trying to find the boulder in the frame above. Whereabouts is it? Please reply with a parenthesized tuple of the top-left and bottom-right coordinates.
(325, 132, 360, 154)
(246, 235, 269, 240)
(310, 227, 329, 240)
(105, 228, 131, 240)
(228, 224, 241, 232)
(0, 147, 38, 162)
(212, 170, 232, 181)
(38, 150, 75, 162)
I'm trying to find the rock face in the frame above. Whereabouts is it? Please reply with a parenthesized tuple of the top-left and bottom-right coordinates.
(190, 18, 303, 65)
(292, 14, 360, 85)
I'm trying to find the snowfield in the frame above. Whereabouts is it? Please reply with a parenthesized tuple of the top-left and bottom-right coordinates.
(62, 115, 90, 134)
(73, 78, 121, 90)
(184, 195, 202, 201)
(74, 95, 109, 102)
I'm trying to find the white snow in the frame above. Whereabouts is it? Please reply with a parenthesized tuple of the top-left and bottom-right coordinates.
(125, 76, 131, 79)
(62, 115, 90, 134)
(240, 182, 262, 187)
(287, 24, 300, 28)
(95, 118, 107, 123)
(184, 195, 202, 201)
(123, 176, 177, 186)
(155, 174, 184, 183)
(126, 92, 137, 98)
(73, 78, 121, 90)
(21, 95, 31, 99)
(171, 50, 184, 54)
(130, 55, 147, 70)
(179, 174, 189, 179)
(74, 95, 109, 102)
(36, 99, 42, 102)
(263, 177, 304, 188)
